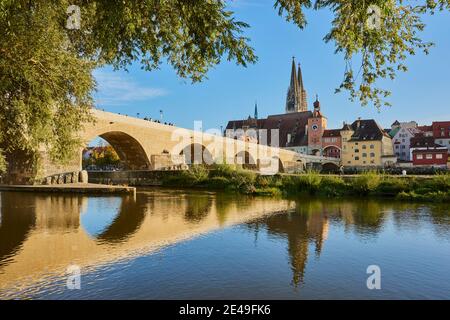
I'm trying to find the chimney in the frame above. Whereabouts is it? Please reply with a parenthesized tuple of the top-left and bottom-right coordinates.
(357, 118, 361, 129)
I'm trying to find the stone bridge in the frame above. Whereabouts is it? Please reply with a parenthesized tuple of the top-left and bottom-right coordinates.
(4, 109, 340, 184)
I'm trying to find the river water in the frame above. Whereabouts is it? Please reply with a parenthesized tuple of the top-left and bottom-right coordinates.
(0, 188, 449, 299)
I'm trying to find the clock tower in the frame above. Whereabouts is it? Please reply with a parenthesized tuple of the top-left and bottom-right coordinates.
(307, 96, 327, 155)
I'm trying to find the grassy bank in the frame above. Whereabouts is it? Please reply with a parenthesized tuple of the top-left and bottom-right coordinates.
(161, 165, 450, 202)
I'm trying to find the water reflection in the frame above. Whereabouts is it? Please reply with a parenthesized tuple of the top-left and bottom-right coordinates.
(0, 193, 36, 267)
(0, 190, 449, 299)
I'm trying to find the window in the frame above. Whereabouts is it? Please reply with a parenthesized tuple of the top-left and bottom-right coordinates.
(370, 145, 374, 149)
(355, 156, 360, 160)
(437, 154, 443, 159)
(395, 145, 399, 149)
(362, 145, 367, 149)
(370, 153, 375, 157)
(417, 154, 423, 159)
(401, 145, 406, 149)
(363, 153, 367, 158)
(347, 161, 351, 164)
(355, 149, 359, 153)
(426, 154, 433, 159)
(363, 161, 366, 164)
(371, 160, 375, 164)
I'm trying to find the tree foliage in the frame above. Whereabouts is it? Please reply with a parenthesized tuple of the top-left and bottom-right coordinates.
(82, 145, 120, 169)
(0, 0, 255, 172)
(274, 0, 450, 107)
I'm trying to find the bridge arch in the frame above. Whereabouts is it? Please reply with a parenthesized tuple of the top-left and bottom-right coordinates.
(85, 131, 151, 170)
(321, 162, 340, 173)
(323, 145, 341, 159)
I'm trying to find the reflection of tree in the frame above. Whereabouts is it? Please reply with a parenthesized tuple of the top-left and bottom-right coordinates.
(214, 194, 234, 225)
(247, 201, 329, 287)
(0, 193, 36, 267)
(96, 195, 147, 243)
(351, 201, 385, 236)
(184, 195, 212, 223)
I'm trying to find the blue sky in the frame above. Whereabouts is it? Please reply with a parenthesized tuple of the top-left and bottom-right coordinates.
(93, 0, 450, 132)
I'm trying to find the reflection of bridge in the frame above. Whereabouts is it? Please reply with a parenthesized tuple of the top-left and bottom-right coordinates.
(5, 109, 340, 184)
(0, 191, 296, 297)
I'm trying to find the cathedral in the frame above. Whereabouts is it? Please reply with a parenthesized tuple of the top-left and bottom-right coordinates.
(225, 57, 327, 156)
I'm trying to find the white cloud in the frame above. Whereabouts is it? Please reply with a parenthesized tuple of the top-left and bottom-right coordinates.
(93, 70, 168, 106)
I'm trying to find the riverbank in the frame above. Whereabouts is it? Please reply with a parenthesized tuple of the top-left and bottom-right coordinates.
(161, 165, 450, 202)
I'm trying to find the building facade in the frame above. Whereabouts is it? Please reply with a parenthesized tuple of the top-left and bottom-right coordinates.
(340, 119, 395, 168)
(432, 121, 450, 153)
(389, 121, 419, 161)
(410, 135, 448, 167)
(322, 129, 342, 158)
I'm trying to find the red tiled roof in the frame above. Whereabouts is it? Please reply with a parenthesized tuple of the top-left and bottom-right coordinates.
(225, 111, 312, 147)
(322, 129, 341, 137)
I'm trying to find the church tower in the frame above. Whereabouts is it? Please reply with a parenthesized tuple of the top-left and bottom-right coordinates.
(285, 57, 308, 113)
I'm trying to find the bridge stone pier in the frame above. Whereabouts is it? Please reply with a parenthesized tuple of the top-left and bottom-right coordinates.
(4, 109, 312, 185)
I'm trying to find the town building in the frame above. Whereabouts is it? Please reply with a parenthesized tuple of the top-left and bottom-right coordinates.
(321, 129, 341, 158)
(340, 119, 396, 168)
(410, 134, 448, 167)
(225, 58, 327, 156)
(432, 121, 450, 153)
(389, 121, 420, 161)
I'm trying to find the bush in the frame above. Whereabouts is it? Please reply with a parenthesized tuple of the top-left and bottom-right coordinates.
(352, 171, 381, 195)
(319, 176, 348, 197)
(375, 177, 409, 196)
(253, 187, 282, 197)
(428, 173, 450, 191)
(207, 176, 230, 189)
(297, 170, 322, 194)
(210, 163, 237, 178)
(189, 165, 209, 183)
(230, 169, 257, 193)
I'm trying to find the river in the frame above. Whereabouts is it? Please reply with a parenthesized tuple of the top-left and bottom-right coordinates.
(0, 188, 449, 299)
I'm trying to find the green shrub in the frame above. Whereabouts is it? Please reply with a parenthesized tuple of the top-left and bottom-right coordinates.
(375, 177, 409, 196)
(428, 173, 450, 191)
(189, 165, 209, 182)
(253, 187, 282, 197)
(298, 170, 322, 194)
(352, 171, 381, 195)
(210, 163, 237, 178)
(255, 175, 271, 188)
(319, 176, 348, 197)
(230, 169, 257, 193)
(207, 176, 231, 189)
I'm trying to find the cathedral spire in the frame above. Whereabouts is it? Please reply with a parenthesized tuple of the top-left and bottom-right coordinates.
(286, 57, 308, 113)
(290, 57, 298, 91)
(254, 101, 258, 119)
(297, 63, 304, 89)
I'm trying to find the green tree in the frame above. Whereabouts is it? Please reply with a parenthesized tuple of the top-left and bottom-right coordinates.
(0, 0, 255, 174)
